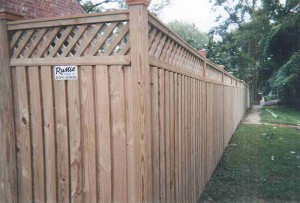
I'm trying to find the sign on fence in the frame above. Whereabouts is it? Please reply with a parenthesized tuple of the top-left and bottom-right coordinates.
(53, 65, 78, 80)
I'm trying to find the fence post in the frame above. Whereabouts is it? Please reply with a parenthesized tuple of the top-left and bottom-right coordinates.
(0, 11, 22, 203)
(125, 0, 152, 202)
(198, 49, 207, 78)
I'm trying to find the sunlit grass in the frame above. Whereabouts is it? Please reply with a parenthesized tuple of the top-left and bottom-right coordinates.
(261, 106, 300, 126)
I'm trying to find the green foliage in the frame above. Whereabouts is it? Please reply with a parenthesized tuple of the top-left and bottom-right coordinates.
(269, 52, 300, 109)
(264, 95, 277, 102)
(167, 20, 208, 50)
(209, 0, 300, 107)
(78, 0, 169, 15)
(78, 0, 125, 13)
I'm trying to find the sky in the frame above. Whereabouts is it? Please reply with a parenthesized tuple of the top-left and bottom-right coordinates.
(88, 0, 221, 33)
(151, 0, 219, 33)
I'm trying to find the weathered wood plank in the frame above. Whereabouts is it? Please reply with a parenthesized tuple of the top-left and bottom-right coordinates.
(54, 76, 70, 203)
(8, 12, 129, 30)
(109, 65, 127, 202)
(80, 65, 97, 203)
(127, 3, 153, 202)
(94, 65, 112, 203)
(28, 66, 45, 203)
(158, 68, 166, 203)
(12, 67, 32, 203)
(164, 71, 171, 203)
(150, 67, 160, 203)
(169, 72, 176, 203)
(10, 55, 131, 66)
(67, 68, 82, 203)
(40, 66, 57, 203)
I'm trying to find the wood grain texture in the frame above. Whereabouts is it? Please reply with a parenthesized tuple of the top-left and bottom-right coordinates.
(80, 66, 97, 203)
(12, 67, 32, 203)
(109, 65, 127, 202)
(54, 77, 70, 203)
(67, 68, 82, 203)
(94, 65, 112, 203)
(41, 66, 57, 203)
(158, 69, 166, 203)
(128, 4, 152, 202)
(28, 66, 45, 203)
(0, 19, 17, 203)
(150, 67, 160, 203)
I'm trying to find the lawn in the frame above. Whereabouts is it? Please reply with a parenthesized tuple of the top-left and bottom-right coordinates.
(261, 106, 300, 126)
(198, 124, 300, 203)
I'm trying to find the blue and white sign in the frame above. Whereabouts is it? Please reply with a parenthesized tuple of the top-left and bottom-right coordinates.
(54, 65, 78, 80)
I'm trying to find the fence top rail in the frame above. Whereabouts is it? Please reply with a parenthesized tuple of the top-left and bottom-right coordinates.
(7, 10, 129, 30)
(148, 12, 247, 86)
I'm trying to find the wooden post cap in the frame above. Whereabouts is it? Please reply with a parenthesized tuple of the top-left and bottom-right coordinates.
(125, 0, 151, 7)
(198, 49, 208, 58)
(0, 11, 23, 21)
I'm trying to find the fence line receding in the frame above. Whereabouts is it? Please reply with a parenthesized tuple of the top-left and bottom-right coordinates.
(0, 1, 249, 203)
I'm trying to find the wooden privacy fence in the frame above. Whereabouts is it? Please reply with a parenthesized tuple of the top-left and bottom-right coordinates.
(0, 1, 249, 203)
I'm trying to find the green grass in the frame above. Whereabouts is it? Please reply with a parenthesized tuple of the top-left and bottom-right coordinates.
(260, 106, 300, 126)
(198, 124, 300, 203)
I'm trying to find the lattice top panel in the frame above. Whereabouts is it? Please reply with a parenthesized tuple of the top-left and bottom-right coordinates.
(206, 64, 223, 82)
(10, 21, 130, 58)
(224, 74, 233, 85)
(148, 19, 204, 76)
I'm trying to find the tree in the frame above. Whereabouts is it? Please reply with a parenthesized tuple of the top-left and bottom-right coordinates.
(167, 20, 209, 50)
(78, 0, 170, 15)
(208, 0, 300, 108)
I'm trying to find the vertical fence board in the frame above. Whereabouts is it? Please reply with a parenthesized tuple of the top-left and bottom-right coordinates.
(177, 74, 182, 203)
(41, 66, 57, 203)
(80, 65, 97, 203)
(164, 71, 171, 203)
(169, 72, 176, 203)
(174, 73, 179, 203)
(158, 68, 166, 203)
(28, 66, 45, 203)
(94, 65, 112, 203)
(54, 75, 69, 203)
(67, 68, 82, 203)
(151, 67, 160, 203)
(13, 67, 33, 203)
(109, 65, 127, 202)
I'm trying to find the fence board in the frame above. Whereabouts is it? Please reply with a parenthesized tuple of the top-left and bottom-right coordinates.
(54, 77, 69, 203)
(41, 67, 57, 203)
(12, 67, 32, 203)
(28, 66, 45, 203)
(109, 65, 127, 202)
(67, 69, 82, 203)
(80, 65, 97, 203)
(158, 68, 166, 203)
(151, 67, 160, 203)
(94, 65, 112, 203)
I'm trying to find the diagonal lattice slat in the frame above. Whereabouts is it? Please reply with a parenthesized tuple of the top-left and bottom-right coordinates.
(148, 23, 204, 75)
(10, 21, 130, 59)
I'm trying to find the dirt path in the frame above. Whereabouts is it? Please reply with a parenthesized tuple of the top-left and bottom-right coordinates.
(242, 105, 262, 124)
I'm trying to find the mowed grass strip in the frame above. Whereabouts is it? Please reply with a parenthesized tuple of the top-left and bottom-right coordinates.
(199, 124, 300, 203)
(261, 106, 300, 126)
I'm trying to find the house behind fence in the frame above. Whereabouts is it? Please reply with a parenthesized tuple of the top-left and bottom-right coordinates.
(0, 0, 250, 202)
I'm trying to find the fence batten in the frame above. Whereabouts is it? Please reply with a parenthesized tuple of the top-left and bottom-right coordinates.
(0, 1, 250, 202)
